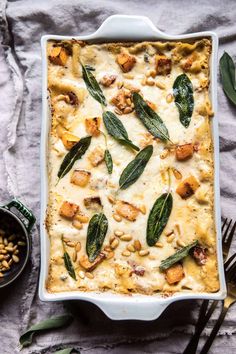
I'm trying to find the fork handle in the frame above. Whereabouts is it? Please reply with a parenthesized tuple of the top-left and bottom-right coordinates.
(183, 300, 218, 354)
(199, 305, 229, 354)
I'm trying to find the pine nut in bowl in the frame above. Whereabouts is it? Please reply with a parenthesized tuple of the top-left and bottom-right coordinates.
(0, 199, 36, 289)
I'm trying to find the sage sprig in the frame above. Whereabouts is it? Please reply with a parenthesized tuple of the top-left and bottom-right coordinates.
(82, 64, 106, 106)
(159, 240, 198, 271)
(146, 193, 173, 246)
(173, 73, 194, 128)
(103, 111, 140, 151)
(132, 92, 170, 142)
(57, 136, 91, 180)
(62, 237, 76, 280)
(119, 145, 153, 190)
(104, 149, 113, 174)
(19, 314, 73, 348)
(86, 213, 108, 262)
(220, 52, 236, 105)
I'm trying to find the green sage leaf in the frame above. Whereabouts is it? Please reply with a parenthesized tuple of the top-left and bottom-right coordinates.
(133, 92, 170, 141)
(19, 314, 73, 348)
(84, 64, 95, 71)
(63, 251, 76, 280)
(159, 240, 198, 271)
(103, 111, 140, 151)
(104, 149, 113, 174)
(86, 213, 108, 262)
(147, 193, 173, 246)
(173, 73, 194, 128)
(220, 52, 236, 105)
(57, 136, 91, 180)
(54, 348, 80, 354)
(119, 145, 153, 190)
(82, 64, 106, 106)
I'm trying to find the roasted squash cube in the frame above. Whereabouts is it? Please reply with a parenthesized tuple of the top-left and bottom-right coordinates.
(175, 143, 194, 161)
(85, 117, 101, 137)
(71, 170, 91, 187)
(88, 147, 104, 167)
(155, 55, 172, 75)
(100, 74, 116, 87)
(59, 201, 79, 219)
(116, 201, 139, 222)
(49, 47, 68, 66)
(79, 253, 106, 271)
(165, 263, 184, 284)
(61, 132, 80, 150)
(176, 175, 200, 199)
(116, 53, 136, 72)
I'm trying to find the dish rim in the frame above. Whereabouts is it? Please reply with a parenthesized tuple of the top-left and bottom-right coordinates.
(39, 14, 226, 321)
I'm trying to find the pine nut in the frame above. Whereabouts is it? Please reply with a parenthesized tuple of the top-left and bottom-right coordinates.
(108, 195, 116, 204)
(0, 250, 7, 254)
(166, 93, 173, 103)
(8, 234, 16, 241)
(8, 259, 13, 267)
(78, 270, 85, 279)
(0, 244, 4, 249)
(177, 239, 186, 247)
(110, 238, 119, 250)
(8, 242, 14, 247)
(120, 234, 132, 242)
(106, 251, 114, 259)
(12, 255, 20, 263)
(66, 241, 76, 247)
(155, 242, 164, 248)
(0, 255, 4, 260)
(127, 244, 135, 252)
(113, 213, 122, 222)
(74, 214, 89, 223)
(2, 260, 9, 268)
(172, 168, 182, 180)
(133, 240, 141, 251)
(156, 81, 166, 89)
(148, 255, 156, 260)
(122, 250, 131, 257)
(167, 235, 175, 243)
(3, 238, 8, 246)
(5, 246, 14, 252)
(114, 108, 123, 115)
(85, 272, 94, 279)
(72, 220, 83, 230)
(160, 149, 169, 159)
(14, 249, 19, 255)
(139, 205, 146, 215)
(146, 77, 155, 86)
(104, 245, 112, 252)
(124, 106, 133, 114)
(165, 230, 174, 236)
(0, 237, 2, 244)
(114, 230, 124, 237)
(73, 249, 77, 262)
(139, 249, 150, 256)
(0, 272, 3, 277)
(74, 242, 81, 252)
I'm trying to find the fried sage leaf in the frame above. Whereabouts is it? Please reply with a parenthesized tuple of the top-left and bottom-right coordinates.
(57, 136, 91, 180)
(54, 348, 80, 354)
(173, 73, 194, 128)
(147, 193, 173, 246)
(104, 149, 113, 174)
(19, 314, 73, 348)
(63, 251, 76, 280)
(133, 92, 170, 141)
(220, 52, 236, 105)
(103, 111, 140, 151)
(82, 64, 106, 106)
(159, 240, 198, 271)
(86, 213, 108, 262)
(119, 145, 153, 190)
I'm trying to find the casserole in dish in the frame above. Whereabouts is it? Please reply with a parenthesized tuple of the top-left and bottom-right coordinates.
(40, 15, 226, 320)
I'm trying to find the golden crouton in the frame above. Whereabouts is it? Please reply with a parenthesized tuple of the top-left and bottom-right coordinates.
(71, 170, 91, 187)
(116, 53, 136, 72)
(116, 201, 139, 222)
(165, 263, 184, 284)
(176, 175, 200, 199)
(175, 143, 194, 161)
(100, 74, 116, 87)
(61, 132, 80, 150)
(79, 253, 106, 271)
(155, 55, 172, 75)
(85, 117, 101, 137)
(84, 196, 102, 211)
(59, 201, 79, 219)
(48, 46, 68, 66)
(88, 147, 104, 167)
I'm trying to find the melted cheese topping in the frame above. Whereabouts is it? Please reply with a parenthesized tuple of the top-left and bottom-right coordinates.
(46, 39, 219, 295)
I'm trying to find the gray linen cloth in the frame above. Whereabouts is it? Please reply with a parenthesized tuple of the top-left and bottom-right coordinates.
(0, 0, 236, 353)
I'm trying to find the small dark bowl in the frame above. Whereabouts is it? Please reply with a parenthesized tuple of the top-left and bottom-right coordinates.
(0, 199, 35, 289)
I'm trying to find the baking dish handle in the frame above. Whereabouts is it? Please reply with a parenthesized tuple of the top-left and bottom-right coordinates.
(94, 298, 172, 321)
(90, 15, 169, 41)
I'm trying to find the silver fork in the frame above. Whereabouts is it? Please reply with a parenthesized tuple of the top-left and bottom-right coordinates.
(183, 219, 236, 354)
(199, 255, 236, 353)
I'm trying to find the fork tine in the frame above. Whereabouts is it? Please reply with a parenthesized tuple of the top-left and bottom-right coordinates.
(224, 253, 236, 270)
(222, 219, 232, 242)
(226, 260, 236, 281)
(221, 218, 228, 233)
(225, 221, 236, 248)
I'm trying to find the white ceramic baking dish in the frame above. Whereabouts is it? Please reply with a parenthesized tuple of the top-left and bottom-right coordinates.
(39, 15, 226, 320)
